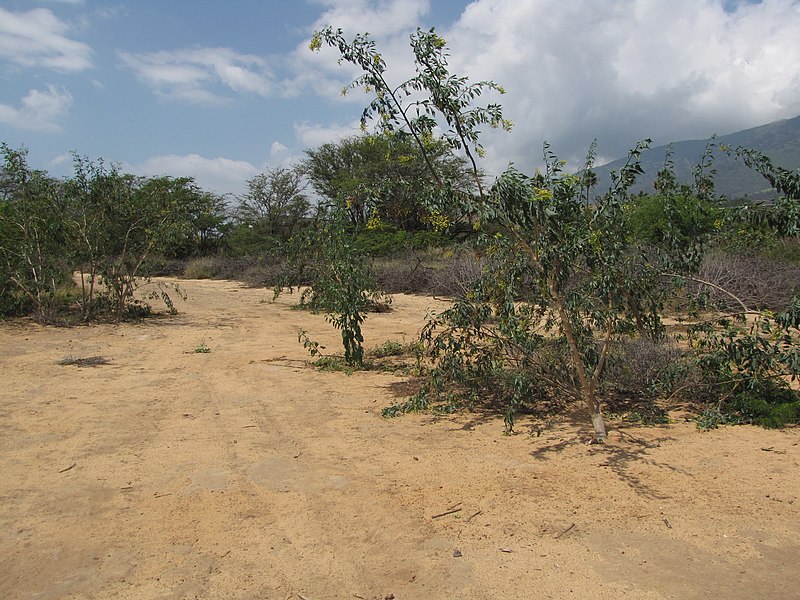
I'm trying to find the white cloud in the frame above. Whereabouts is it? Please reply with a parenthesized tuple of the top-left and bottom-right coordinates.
(120, 47, 274, 105)
(270, 141, 288, 157)
(290, 0, 800, 173)
(294, 120, 362, 148)
(0, 85, 73, 132)
(121, 154, 260, 195)
(440, 0, 800, 170)
(49, 152, 71, 166)
(310, 0, 431, 38)
(0, 7, 92, 72)
(282, 0, 432, 100)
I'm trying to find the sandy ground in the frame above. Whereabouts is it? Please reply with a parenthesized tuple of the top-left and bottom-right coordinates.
(1, 278, 799, 600)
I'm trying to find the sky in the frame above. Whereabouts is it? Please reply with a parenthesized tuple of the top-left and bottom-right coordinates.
(1, 0, 799, 198)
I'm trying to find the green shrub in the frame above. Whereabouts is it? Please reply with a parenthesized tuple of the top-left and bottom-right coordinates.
(355, 227, 448, 256)
(729, 383, 800, 428)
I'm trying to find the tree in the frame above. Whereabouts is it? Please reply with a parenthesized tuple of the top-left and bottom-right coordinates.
(0, 143, 70, 318)
(64, 156, 193, 320)
(311, 26, 511, 202)
(312, 27, 664, 441)
(162, 187, 227, 259)
(303, 132, 472, 230)
(231, 167, 309, 254)
(275, 202, 388, 367)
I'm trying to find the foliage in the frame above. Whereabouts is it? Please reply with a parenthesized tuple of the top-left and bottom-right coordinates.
(229, 167, 309, 255)
(173, 190, 228, 258)
(401, 143, 681, 437)
(0, 143, 72, 319)
(371, 339, 405, 358)
(64, 156, 195, 320)
(312, 27, 677, 439)
(184, 256, 220, 279)
(0, 142, 204, 322)
(355, 226, 448, 256)
(715, 146, 800, 248)
(276, 204, 389, 366)
(628, 191, 719, 269)
(302, 132, 472, 229)
(311, 26, 511, 201)
(689, 296, 800, 428)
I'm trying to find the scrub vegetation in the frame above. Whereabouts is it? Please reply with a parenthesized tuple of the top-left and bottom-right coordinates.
(1, 27, 798, 439)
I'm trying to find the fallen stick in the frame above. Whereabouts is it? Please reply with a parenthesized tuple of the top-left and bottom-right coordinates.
(432, 507, 462, 519)
(466, 510, 482, 523)
(59, 463, 76, 473)
(554, 523, 575, 539)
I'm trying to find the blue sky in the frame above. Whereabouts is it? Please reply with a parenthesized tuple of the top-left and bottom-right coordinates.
(1, 0, 798, 197)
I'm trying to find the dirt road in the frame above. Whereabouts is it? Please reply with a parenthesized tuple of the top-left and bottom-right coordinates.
(1, 278, 798, 599)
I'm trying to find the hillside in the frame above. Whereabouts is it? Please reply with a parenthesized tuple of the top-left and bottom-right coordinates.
(593, 114, 800, 199)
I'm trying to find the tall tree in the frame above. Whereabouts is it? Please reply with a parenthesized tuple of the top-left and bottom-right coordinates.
(231, 167, 309, 253)
(0, 143, 70, 318)
(303, 132, 472, 230)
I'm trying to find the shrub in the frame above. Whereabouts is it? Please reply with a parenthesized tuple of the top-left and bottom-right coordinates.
(355, 227, 448, 256)
(695, 251, 800, 311)
(184, 256, 220, 279)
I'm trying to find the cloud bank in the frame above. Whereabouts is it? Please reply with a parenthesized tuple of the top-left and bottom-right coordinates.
(121, 154, 260, 196)
(299, 0, 800, 172)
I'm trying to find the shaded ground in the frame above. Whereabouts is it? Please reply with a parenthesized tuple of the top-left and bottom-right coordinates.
(1, 278, 798, 599)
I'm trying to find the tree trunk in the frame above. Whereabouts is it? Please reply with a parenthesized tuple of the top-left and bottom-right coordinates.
(549, 276, 609, 443)
(589, 400, 608, 442)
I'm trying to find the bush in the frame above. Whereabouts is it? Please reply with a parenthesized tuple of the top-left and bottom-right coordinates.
(373, 246, 485, 297)
(730, 383, 800, 428)
(355, 227, 449, 256)
(184, 257, 220, 279)
(695, 251, 800, 311)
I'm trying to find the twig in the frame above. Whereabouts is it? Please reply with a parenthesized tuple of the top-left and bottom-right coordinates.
(59, 463, 76, 473)
(662, 272, 750, 314)
(466, 510, 482, 523)
(447, 501, 463, 511)
(154, 493, 172, 498)
(554, 523, 575, 539)
(432, 507, 462, 519)
(220, 550, 231, 558)
(663, 518, 672, 529)
(298, 595, 311, 600)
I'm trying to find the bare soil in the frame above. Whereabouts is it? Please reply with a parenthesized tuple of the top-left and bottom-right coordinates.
(1, 278, 798, 599)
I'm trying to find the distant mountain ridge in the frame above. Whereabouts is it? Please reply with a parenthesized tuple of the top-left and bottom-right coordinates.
(592, 114, 800, 199)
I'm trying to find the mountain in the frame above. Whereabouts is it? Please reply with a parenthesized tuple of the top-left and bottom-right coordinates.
(592, 114, 800, 200)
